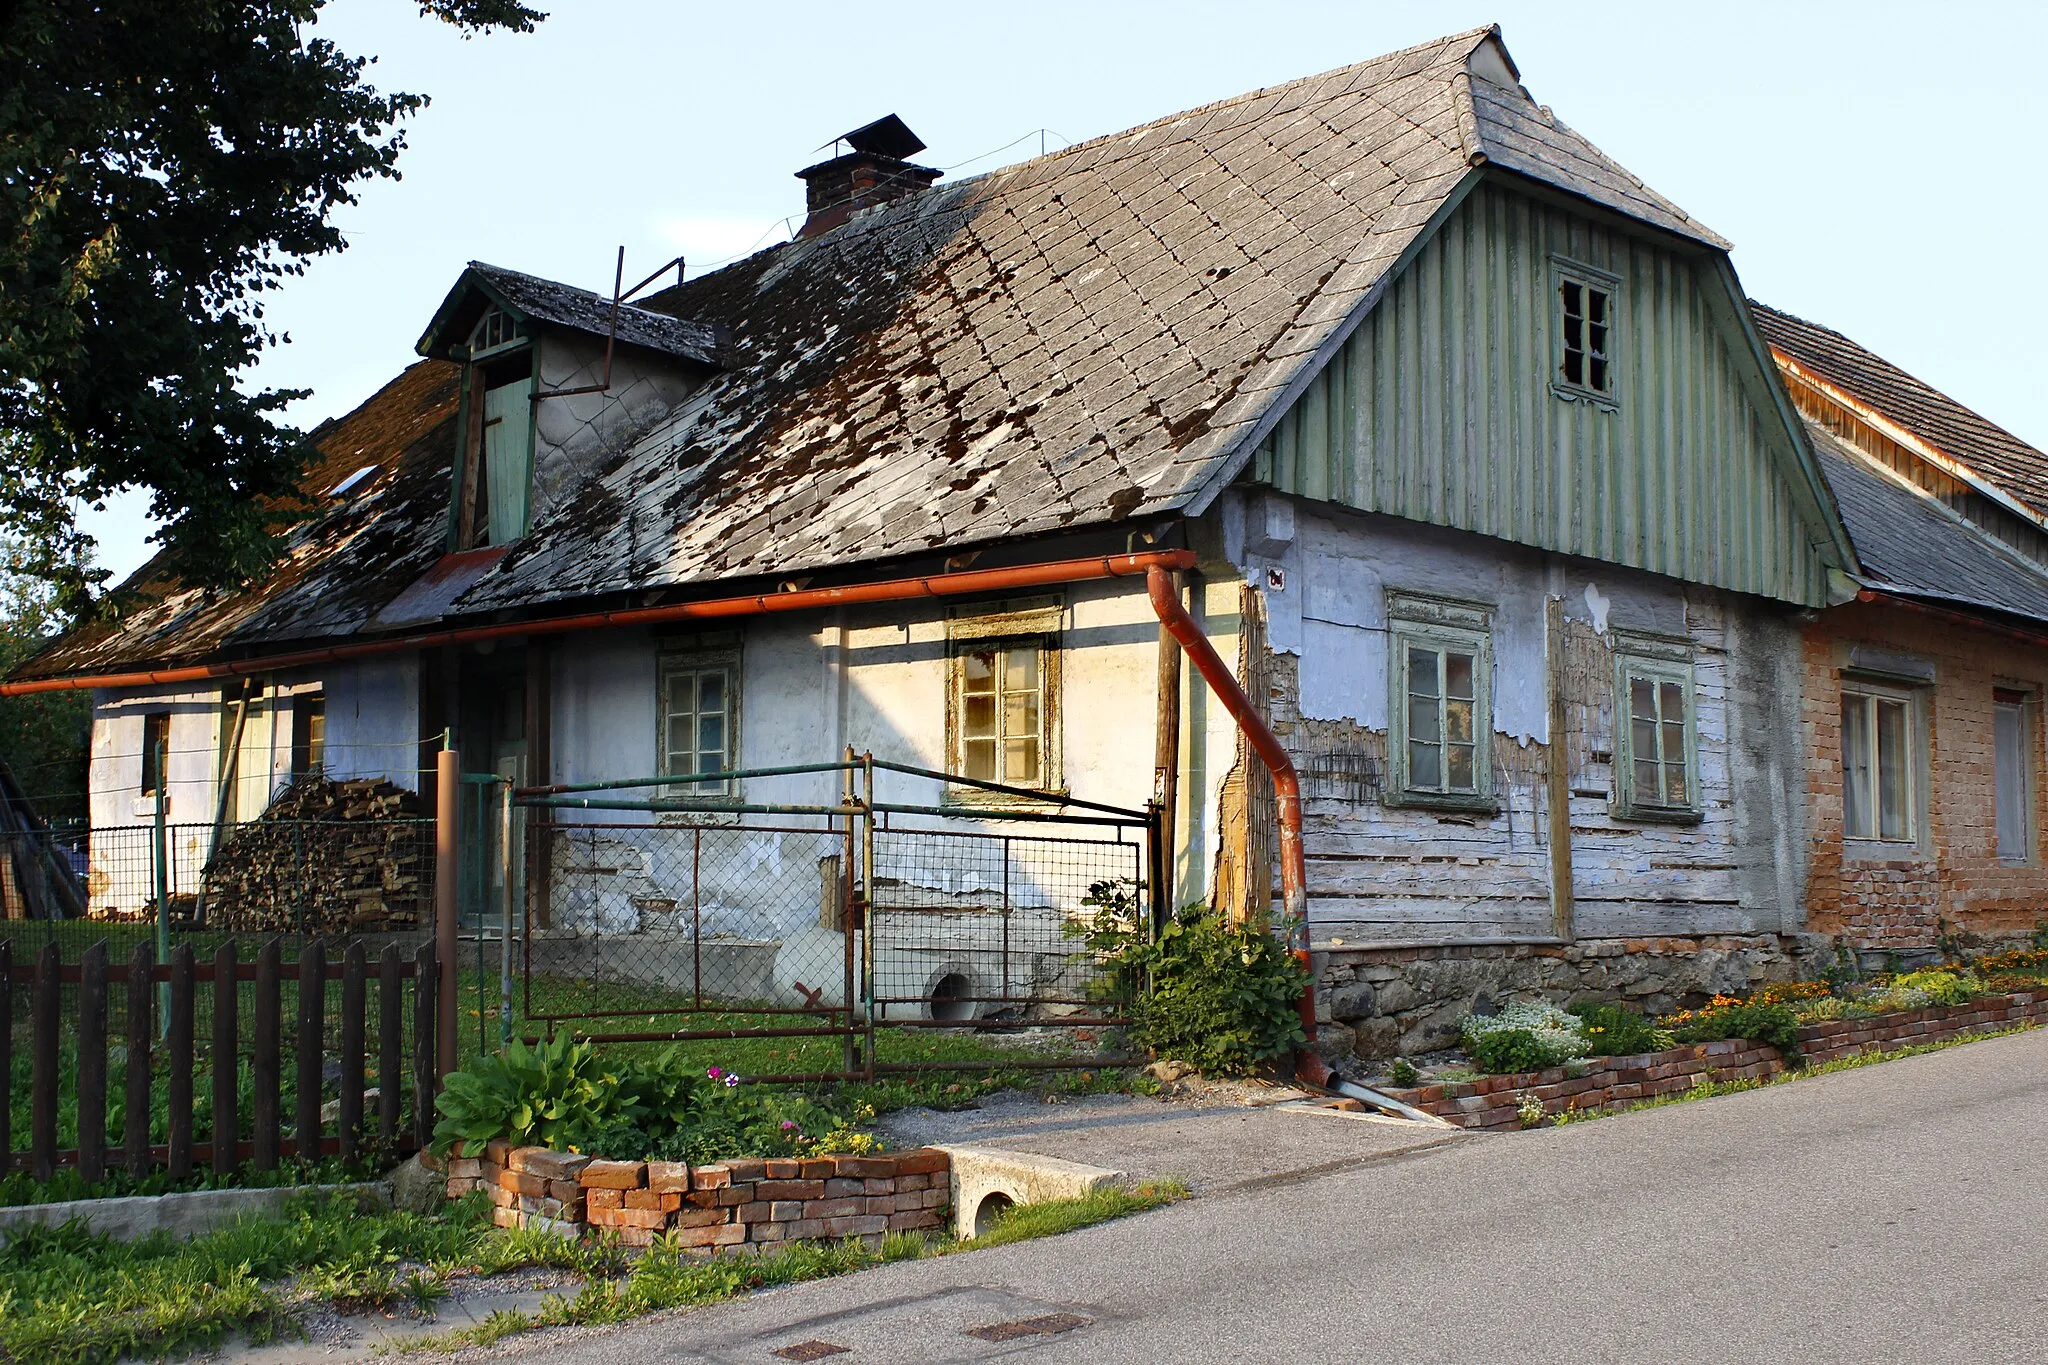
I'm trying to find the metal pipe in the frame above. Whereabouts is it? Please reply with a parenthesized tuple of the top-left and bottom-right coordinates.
(517, 759, 862, 798)
(864, 757, 1153, 819)
(2, 550, 1199, 697)
(1143, 566, 1319, 1055)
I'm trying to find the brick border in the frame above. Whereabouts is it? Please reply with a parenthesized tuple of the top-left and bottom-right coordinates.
(422, 1144, 951, 1250)
(1381, 988, 2048, 1131)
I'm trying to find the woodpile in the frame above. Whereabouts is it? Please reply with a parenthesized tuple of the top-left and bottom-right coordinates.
(201, 776, 431, 934)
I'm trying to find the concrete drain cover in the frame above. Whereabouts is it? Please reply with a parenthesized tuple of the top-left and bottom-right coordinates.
(701, 1287, 1105, 1362)
(966, 1312, 1092, 1341)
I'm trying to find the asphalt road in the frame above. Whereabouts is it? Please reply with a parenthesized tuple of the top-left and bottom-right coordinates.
(496, 1029, 2048, 1363)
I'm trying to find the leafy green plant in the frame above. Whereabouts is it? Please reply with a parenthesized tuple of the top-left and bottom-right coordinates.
(1461, 1001, 1589, 1074)
(1388, 1059, 1420, 1087)
(1667, 999, 1801, 1063)
(1122, 907, 1310, 1075)
(1883, 968, 1986, 1007)
(432, 1031, 638, 1156)
(1568, 1001, 1672, 1057)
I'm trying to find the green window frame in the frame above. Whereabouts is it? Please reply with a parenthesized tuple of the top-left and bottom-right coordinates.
(1612, 634, 1700, 821)
(658, 645, 740, 800)
(1386, 592, 1494, 811)
(1550, 256, 1620, 408)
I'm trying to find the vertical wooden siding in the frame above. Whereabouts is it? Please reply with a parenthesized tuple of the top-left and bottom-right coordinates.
(1253, 182, 1831, 607)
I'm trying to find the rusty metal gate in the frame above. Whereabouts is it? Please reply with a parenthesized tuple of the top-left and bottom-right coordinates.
(501, 756, 1159, 1080)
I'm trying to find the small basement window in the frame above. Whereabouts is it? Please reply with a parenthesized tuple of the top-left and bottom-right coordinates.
(1553, 258, 1619, 403)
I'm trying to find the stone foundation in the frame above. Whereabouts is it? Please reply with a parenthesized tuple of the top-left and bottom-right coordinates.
(423, 1143, 951, 1249)
(1317, 934, 1825, 1060)
(1381, 988, 2048, 1130)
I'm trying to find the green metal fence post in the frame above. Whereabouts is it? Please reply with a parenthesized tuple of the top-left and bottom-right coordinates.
(154, 735, 170, 1036)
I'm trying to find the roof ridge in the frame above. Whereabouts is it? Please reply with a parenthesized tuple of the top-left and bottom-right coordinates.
(983, 25, 1497, 181)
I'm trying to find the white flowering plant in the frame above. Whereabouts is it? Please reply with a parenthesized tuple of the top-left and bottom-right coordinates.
(1460, 1000, 1591, 1074)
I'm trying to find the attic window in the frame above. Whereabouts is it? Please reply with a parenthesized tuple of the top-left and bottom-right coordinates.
(328, 464, 378, 499)
(468, 306, 522, 356)
(1552, 258, 1618, 404)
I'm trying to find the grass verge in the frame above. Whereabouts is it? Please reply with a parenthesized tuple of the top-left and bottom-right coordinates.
(1550, 1021, 2038, 1126)
(0, 1182, 1187, 1363)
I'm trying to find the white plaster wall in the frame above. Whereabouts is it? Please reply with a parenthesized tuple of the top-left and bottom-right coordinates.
(531, 334, 703, 516)
(322, 656, 422, 788)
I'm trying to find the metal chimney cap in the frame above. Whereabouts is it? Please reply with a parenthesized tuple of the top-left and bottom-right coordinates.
(838, 114, 927, 160)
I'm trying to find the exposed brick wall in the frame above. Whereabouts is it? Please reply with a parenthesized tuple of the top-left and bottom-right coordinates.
(426, 1144, 951, 1249)
(1385, 988, 2048, 1130)
(1803, 604, 2048, 949)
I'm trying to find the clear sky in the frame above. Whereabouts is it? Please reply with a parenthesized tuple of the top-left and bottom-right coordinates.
(80, 0, 2048, 583)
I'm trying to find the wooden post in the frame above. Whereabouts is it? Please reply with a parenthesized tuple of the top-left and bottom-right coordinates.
(378, 944, 401, 1151)
(31, 943, 57, 1182)
(253, 938, 281, 1171)
(153, 736, 170, 1035)
(295, 939, 325, 1162)
(77, 941, 108, 1184)
(411, 938, 436, 1151)
(435, 747, 460, 1086)
(167, 945, 194, 1179)
(212, 940, 239, 1176)
(340, 941, 366, 1164)
(1546, 594, 1576, 941)
(1153, 571, 1184, 927)
(124, 940, 153, 1177)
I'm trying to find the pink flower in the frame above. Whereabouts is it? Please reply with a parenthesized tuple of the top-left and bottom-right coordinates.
(706, 1067, 722, 1080)
(781, 1120, 798, 1131)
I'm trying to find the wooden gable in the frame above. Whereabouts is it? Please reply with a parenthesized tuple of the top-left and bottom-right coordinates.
(1250, 177, 1853, 607)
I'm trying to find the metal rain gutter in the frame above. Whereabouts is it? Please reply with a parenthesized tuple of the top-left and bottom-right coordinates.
(1, 550, 1200, 697)
(1142, 563, 1451, 1125)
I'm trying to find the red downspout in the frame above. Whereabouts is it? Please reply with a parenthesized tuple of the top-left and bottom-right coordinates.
(1145, 566, 1326, 1077)
(1, 550, 1199, 697)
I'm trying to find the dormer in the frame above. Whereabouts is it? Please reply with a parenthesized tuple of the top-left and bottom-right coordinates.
(416, 262, 721, 550)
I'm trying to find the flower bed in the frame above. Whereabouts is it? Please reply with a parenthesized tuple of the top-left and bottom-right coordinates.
(424, 1141, 952, 1249)
(1386, 988, 2048, 1131)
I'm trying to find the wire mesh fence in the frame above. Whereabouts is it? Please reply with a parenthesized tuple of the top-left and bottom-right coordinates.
(529, 819, 858, 1027)
(868, 826, 1141, 1023)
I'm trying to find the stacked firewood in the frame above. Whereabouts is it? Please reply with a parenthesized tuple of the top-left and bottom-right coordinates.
(201, 776, 430, 934)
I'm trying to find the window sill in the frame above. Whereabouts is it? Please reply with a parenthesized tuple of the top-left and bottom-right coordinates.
(941, 785, 1070, 814)
(1383, 789, 1501, 816)
(1842, 839, 1930, 863)
(1611, 802, 1705, 827)
(1550, 382, 1619, 413)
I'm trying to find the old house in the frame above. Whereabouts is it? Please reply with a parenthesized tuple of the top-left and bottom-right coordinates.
(15, 26, 1995, 1059)
(1756, 305, 2048, 958)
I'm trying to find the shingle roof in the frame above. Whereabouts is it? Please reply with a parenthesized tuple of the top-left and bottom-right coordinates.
(427, 261, 725, 367)
(1754, 302, 2048, 519)
(16, 362, 463, 679)
(454, 26, 1726, 612)
(1813, 423, 2048, 626)
(19, 25, 1736, 678)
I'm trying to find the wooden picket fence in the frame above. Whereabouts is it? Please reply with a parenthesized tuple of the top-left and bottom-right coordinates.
(0, 936, 438, 1183)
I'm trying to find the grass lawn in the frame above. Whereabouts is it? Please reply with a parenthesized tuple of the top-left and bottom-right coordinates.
(0, 1182, 1188, 1363)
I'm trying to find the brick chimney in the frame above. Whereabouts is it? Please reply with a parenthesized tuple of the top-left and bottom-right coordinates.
(797, 114, 942, 238)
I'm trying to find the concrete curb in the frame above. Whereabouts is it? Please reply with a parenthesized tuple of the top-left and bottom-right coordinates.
(0, 1181, 392, 1243)
(935, 1144, 1125, 1239)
